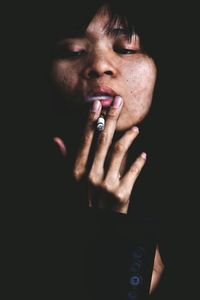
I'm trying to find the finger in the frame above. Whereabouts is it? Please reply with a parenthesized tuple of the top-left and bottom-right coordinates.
(105, 126, 139, 183)
(53, 136, 67, 157)
(90, 96, 123, 173)
(119, 152, 147, 199)
(73, 100, 101, 180)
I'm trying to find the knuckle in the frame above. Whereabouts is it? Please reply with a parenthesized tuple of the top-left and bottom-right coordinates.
(115, 190, 127, 204)
(88, 172, 100, 187)
(87, 174, 96, 186)
(101, 181, 113, 193)
(88, 111, 97, 122)
(114, 142, 126, 154)
(130, 163, 141, 175)
(73, 167, 84, 181)
(107, 108, 118, 119)
(98, 131, 108, 146)
(81, 132, 91, 146)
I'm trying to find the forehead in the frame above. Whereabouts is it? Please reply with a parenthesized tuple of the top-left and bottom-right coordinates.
(86, 9, 110, 35)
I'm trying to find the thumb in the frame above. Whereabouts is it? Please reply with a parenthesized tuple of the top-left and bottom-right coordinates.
(53, 136, 67, 157)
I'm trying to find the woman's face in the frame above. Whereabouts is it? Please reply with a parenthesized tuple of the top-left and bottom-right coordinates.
(50, 7, 157, 131)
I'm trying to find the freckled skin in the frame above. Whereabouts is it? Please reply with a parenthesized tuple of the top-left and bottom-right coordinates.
(50, 8, 157, 131)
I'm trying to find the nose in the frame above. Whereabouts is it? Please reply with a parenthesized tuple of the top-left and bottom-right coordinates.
(83, 51, 116, 79)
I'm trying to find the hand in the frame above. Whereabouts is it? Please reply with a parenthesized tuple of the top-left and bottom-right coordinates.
(54, 96, 147, 213)
(72, 96, 147, 214)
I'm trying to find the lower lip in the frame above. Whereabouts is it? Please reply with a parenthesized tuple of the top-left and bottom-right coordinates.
(85, 96, 114, 107)
(100, 99, 113, 107)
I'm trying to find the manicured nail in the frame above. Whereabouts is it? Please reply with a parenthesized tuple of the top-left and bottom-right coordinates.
(90, 100, 101, 112)
(141, 152, 147, 159)
(112, 96, 122, 108)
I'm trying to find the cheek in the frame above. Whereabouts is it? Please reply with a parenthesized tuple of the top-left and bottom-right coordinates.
(117, 58, 157, 129)
(51, 62, 79, 93)
(126, 58, 156, 98)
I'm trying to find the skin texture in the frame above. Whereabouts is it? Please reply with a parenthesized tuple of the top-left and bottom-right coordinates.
(51, 5, 164, 294)
(51, 7, 157, 131)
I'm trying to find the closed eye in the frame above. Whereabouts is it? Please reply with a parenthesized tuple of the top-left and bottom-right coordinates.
(55, 48, 86, 59)
(114, 47, 139, 55)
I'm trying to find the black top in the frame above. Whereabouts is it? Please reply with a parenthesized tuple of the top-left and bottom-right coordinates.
(18, 137, 159, 300)
(5, 132, 194, 300)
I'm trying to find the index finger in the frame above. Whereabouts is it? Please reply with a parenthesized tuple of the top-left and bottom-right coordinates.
(91, 96, 123, 170)
(73, 100, 102, 180)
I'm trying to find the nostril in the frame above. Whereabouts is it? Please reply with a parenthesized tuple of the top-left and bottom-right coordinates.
(88, 70, 99, 78)
(105, 70, 113, 76)
(87, 70, 113, 78)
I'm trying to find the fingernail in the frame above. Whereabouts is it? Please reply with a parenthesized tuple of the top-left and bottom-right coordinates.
(90, 100, 101, 112)
(112, 96, 122, 108)
(53, 137, 67, 157)
(141, 152, 147, 159)
(131, 126, 139, 133)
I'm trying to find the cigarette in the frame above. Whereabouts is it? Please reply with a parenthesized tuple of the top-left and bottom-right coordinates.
(96, 115, 105, 132)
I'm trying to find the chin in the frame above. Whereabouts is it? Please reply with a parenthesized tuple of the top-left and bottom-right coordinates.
(116, 116, 140, 131)
(116, 122, 135, 132)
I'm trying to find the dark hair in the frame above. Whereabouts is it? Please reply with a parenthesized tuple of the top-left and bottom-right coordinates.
(39, 0, 164, 62)
(34, 0, 168, 139)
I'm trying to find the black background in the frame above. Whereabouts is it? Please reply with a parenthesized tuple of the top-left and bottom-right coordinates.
(4, 1, 199, 299)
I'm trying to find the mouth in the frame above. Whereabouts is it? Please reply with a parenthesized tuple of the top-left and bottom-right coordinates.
(84, 86, 118, 108)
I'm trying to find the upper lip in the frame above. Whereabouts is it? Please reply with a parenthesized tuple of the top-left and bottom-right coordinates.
(86, 86, 118, 98)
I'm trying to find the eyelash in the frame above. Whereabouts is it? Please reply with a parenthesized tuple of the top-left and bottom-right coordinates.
(55, 49, 86, 59)
(113, 47, 136, 55)
(56, 47, 137, 59)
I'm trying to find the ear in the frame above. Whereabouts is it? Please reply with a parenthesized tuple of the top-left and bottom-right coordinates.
(53, 136, 67, 157)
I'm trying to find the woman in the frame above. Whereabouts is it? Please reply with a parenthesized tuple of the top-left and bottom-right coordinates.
(33, 1, 165, 299)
